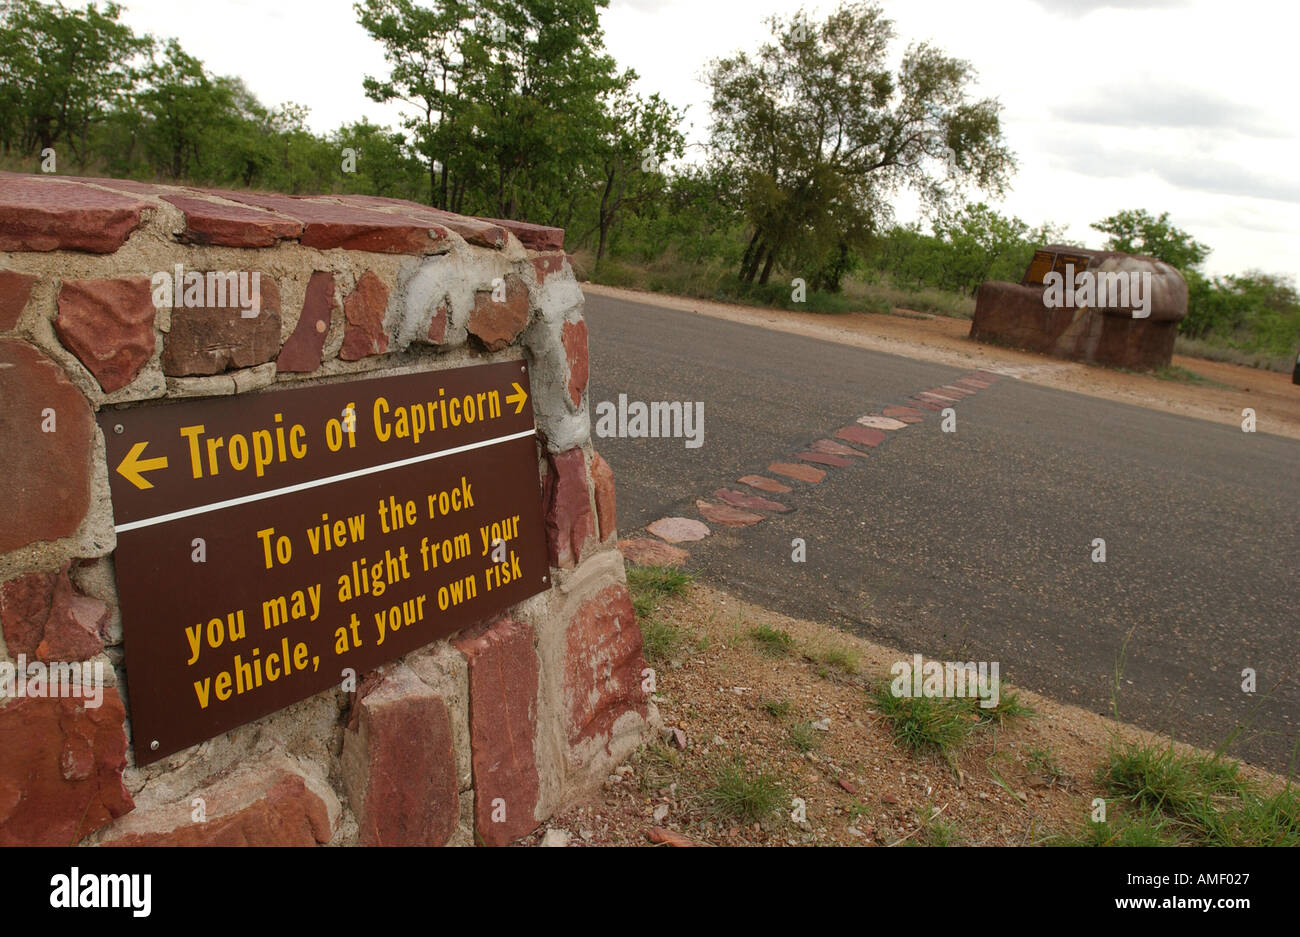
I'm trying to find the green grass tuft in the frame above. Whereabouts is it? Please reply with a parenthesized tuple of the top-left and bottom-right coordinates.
(701, 757, 787, 824)
(748, 624, 795, 657)
(870, 680, 973, 759)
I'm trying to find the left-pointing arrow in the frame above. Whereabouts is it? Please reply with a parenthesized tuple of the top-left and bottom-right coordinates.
(117, 441, 168, 490)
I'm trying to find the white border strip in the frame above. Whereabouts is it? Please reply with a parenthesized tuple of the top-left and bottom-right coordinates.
(114, 428, 537, 534)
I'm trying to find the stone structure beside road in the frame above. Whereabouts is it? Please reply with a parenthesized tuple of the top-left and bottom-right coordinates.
(970, 244, 1188, 370)
(0, 171, 653, 846)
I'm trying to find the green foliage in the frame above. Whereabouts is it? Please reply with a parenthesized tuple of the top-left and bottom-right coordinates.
(1088, 739, 1300, 846)
(863, 205, 1066, 297)
(761, 699, 794, 718)
(1090, 208, 1210, 271)
(625, 564, 694, 664)
(747, 624, 795, 656)
(0, 0, 149, 160)
(788, 722, 818, 752)
(706, 1, 1014, 288)
(870, 680, 973, 759)
(701, 756, 786, 823)
(1183, 269, 1300, 357)
(625, 565, 694, 607)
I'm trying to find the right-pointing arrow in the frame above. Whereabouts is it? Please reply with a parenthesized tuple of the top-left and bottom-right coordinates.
(506, 381, 528, 415)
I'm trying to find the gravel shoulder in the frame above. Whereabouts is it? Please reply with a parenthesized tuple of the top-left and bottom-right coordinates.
(526, 581, 1291, 847)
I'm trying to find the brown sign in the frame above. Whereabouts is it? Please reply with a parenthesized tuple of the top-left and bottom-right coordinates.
(98, 359, 548, 765)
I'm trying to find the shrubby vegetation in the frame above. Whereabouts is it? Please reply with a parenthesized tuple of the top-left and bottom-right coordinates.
(1, 0, 1293, 367)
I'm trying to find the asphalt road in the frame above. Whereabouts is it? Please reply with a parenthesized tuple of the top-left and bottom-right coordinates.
(584, 290, 1300, 773)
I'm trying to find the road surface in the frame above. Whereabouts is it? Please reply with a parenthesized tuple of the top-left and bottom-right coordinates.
(584, 289, 1300, 773)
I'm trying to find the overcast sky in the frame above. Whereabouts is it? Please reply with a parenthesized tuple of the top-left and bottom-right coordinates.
(106, 0, 1299, 278)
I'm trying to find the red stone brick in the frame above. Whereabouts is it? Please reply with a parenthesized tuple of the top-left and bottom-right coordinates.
(797, 450, 852, 467)
(335, 197, 508, 249)
(618, 538, 689, 568)
(477, 216, 564, 251)
(0, 270, 37, 331)
(542, 447, 594, 568)
(339, 271, 391, 361)
(713, 488, 790, 513)
(467, 274, 530, 352)
(0, 340, 94, 553)
(590, 450, 616, 541)
(561, 319, 588, 407)
(342, 666, 458, 846)
(163, 194, 302, 247)
(882, 405, 925, 422)
(905, 397, 943, 412)
(768, 462, 825, 483)
(645, 517, 709, 543)
(564, 584, 648, 750)
(811, 437, 870, 458)
(0, 690, 133, 846)
(834, 425, 887, 447)
(0, 175, 148, 253)
(212, 190, 450, 254)
(532, 252, 566, 285)
(55, 276, 156, 392)
(427, 302, 449, 344)
(1, 564, 108, 661)
(276, 272, 336, 373)
(162, 275, 282, 376)
(103, 763, 330, 846)
(738, 474, 792, 494)
(415, 207, 506, 249)
(453, 618, 540, 846)
(695, 499, 764, 527)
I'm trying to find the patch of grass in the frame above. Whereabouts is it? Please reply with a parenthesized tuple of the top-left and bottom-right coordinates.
(1062, 807, 1182, 847)
(637, 744, 683, 793)
(748, 624, 795, 657)
(639, 618, 684, 665)
(626, 565, 694, 618)
(701, 756, 787, 824)
(761, 698, 794, 718)
(1025, 745, 1068, 785)
(848, 279, 975, 320)
(788, 721, 819, 752)
(1151, 364, 1229, 387)
(1175, 335, 1292, 373)
(969, 682, 1034, 727)
(1093, 738, 1300, 846)
(811, 644, 861, 675)
(870, 680, 973, 760)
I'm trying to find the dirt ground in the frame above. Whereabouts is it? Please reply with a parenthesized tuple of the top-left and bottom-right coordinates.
(525, 583, 1289, 848)
(582, 283, 1300, 441)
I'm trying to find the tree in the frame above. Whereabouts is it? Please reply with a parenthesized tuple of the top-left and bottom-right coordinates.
(0, 0, 149, 161)
(707, 1, 1014, 285)
(1090, 209, 1210, 271)
(332, 119, 426, 199)
(356, 0, 633, 223)
(355, 0, 475, 208)
(136, 39, 235, 179)
(589, 90, 684, 260)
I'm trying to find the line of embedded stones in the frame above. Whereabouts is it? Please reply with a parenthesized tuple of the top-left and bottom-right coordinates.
(620, 371, 1005, 565)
